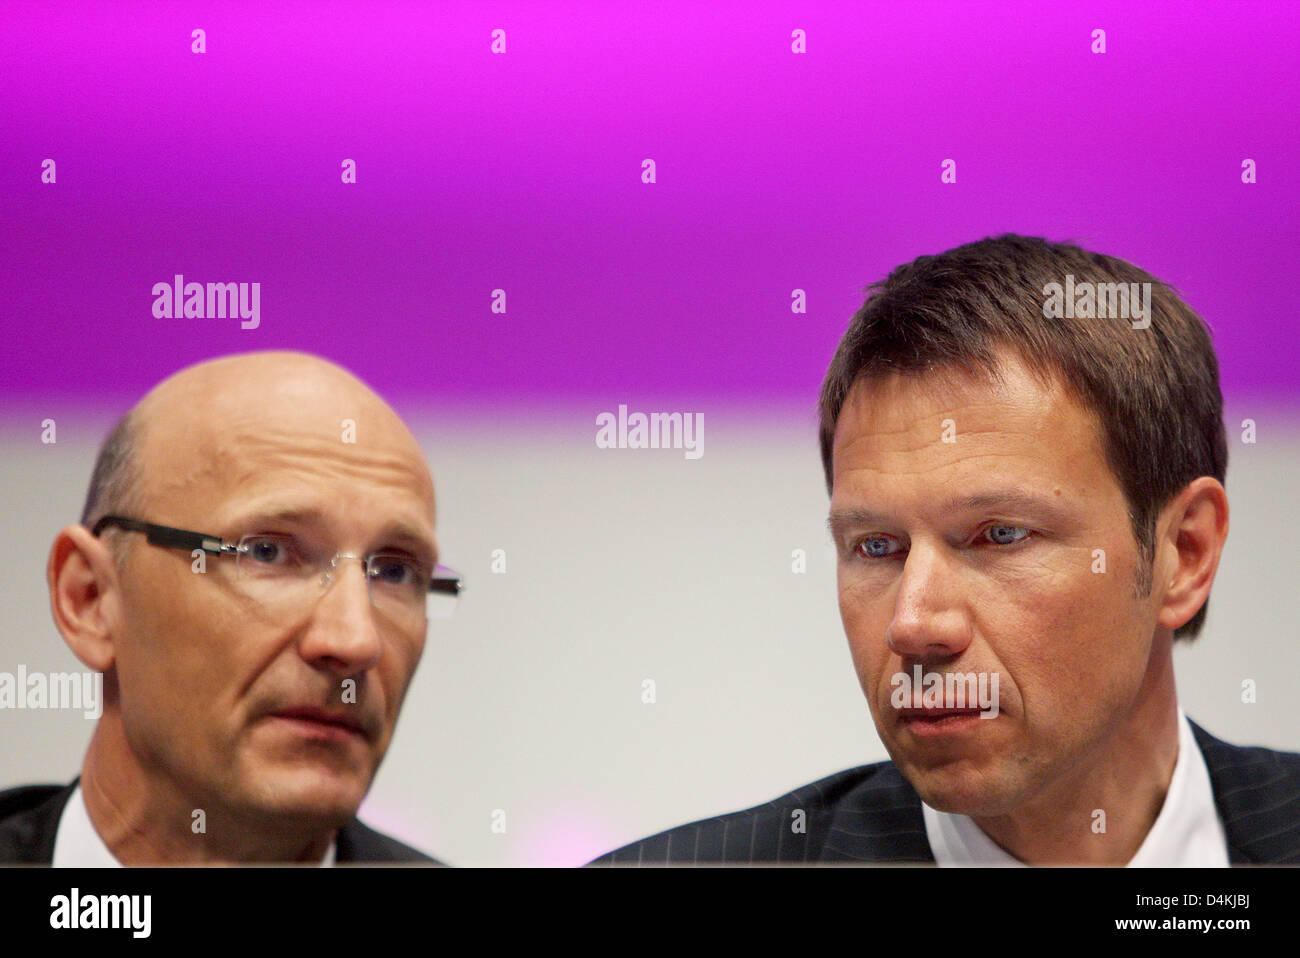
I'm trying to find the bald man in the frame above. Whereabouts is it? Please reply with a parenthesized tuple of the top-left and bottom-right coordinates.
(0, 351, 458, 864)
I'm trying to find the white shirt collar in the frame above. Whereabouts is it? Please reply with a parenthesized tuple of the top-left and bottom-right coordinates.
(52, 782, 121, 868)
(53, 783, 337, 866)
(922, 707, 1229, 866)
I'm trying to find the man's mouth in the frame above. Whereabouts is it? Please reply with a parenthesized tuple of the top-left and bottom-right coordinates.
(898, 707, 986, 719)
(896, 708, 989, 735)
(267, 707, 369, 741)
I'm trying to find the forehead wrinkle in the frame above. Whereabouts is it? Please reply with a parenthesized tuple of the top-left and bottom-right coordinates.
(836, 396, 1044, 461)
(835, 429, 1054, 482)
(831, 432, 1080, 529)
(232, 439, 435, 530)
(840, 454, 1065, 505)
(147, 417, 434, 528)
(221, 427, 428, 486)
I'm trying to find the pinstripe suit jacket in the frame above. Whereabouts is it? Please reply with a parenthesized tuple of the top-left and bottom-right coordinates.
(0, 781, 439, 864)
(593, 719, 1300, 864)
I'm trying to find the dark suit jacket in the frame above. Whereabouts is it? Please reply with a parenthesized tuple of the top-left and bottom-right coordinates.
(0, 781, 439, 865)
(593, 719, 1300, 865)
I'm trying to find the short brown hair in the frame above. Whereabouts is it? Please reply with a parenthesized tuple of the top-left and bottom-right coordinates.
(818, 234, 1227, 641)
(80, 408, 144, 570)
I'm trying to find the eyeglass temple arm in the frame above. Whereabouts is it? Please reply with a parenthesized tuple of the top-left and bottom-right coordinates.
(429, 570, 463, 596)
(91, 516, 229, 554)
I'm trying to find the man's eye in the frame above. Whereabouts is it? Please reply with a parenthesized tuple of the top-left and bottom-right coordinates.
(370, 556, 427, 587)
(851, 527, 1030, 559)
(854, 536, 898, 559)
(244, 536, 299, 565)
(984, 525, 1031, 545)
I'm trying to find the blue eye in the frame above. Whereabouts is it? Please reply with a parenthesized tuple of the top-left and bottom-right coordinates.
(984, 525, 1030, 545)
(855, 536, 898, 559)
(851, 526, 1030, 559)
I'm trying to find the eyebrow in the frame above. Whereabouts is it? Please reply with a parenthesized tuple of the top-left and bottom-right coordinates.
(230, 505, 438, 562)
(828, 490, 1070, 533)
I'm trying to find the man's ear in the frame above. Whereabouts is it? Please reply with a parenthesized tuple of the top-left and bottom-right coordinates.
(47, 525, 122, 672)
(1154, 477, 1229, 633)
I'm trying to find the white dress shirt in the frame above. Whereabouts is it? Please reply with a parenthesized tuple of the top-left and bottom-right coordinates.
(922, 708, 1230, 866)
(52, 784, 336, 866)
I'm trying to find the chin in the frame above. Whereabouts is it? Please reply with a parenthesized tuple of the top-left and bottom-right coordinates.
(912, 779, 1000, 816)
(243, 765, 372, 829)
(893, 753, 1022, 818)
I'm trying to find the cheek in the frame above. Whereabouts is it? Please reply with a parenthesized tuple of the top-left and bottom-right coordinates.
(112, 595, 234, 764)
(995, 547, 1149, 715)
(119, 568, 246, 720)
(837, 572, 890, 683)
(118, 570, 190, 684)
(380, 634, 425, 706)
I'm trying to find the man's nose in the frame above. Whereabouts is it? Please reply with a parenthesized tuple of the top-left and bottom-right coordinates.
(297, 558, 383, 675)
(885, 544, 973, 662)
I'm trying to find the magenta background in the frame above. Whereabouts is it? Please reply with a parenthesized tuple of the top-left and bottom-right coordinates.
(2, 1, 1297, 410)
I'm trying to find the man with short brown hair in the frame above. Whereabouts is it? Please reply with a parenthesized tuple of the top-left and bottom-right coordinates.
(596, 235, 1300, 866)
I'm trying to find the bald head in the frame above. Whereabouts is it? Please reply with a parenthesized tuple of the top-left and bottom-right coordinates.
(84, 351, 434, 544)
(62, 351, 442, 855)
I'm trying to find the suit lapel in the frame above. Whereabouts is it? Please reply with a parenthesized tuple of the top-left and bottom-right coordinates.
(335, 818, 436, 863)
(821, 763, 934, 863)
(1191, 719, 1300, 864)
(0, 781, 77, 864)
(334, 820, 366, 863)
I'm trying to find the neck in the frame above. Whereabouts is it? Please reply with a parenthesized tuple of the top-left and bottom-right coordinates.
(79, 707, 337, 864)
(972, 642, 1181, 865)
